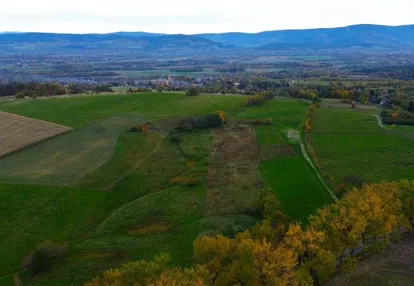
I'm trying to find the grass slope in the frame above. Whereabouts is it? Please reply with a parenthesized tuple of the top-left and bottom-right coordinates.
(0, 95, 333, 284)
(0, 93, 245, 128)
(0, 184, 105, 276)
(25, 131, 212, 285)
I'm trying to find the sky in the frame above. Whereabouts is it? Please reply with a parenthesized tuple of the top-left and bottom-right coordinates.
(1, 0, 413, 34)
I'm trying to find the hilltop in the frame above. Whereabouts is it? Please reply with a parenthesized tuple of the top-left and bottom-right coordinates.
(1, 24, 414, 55)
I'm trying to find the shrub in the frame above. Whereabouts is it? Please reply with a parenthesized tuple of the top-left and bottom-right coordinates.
(243, 94, 265, 106)
(130, 124, 149, 133)
(130, 126, 141, 132)
(177, 112, 225, 131)
(216, 110, 227, 124)
(15, 91, 26, 99)
(193, 114, 222, 129)
(21, 241, 67, 275)
(264, 118, 273, 125)
(186, 87, 200, 97)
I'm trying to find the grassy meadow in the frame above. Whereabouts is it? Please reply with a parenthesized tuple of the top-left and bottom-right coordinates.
(309, 106, 414, 192)
(1, 93, 401, 284)
(0, 92, 244, 128)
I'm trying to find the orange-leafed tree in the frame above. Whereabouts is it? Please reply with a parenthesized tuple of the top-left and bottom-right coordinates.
(216, 110, 227, 124)
(141, 124, 149, 133)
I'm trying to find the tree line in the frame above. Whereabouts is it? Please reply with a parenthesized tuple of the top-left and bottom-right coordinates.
(85, 181, 413, 285)
(0, 82, 114, 98)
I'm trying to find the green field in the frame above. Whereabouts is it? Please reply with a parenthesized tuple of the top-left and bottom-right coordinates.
(0, 92, 244, 128)
(0, 93, 350, 284)
(309, 107, 414, 191)
(244, 99, 333, 221)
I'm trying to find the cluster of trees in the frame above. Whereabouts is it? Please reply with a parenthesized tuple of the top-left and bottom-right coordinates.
(186, 87, 201, 97)
(86, 181, 413, 285)
(127, 87, 153, 93)
(0, 83, 68, 98)
(177, 110, 227, 131)
(21, 241, 67, 275)
(381, 107, 414, 125)
(0, 82, 115, 98)
(243, 91, 276, 106)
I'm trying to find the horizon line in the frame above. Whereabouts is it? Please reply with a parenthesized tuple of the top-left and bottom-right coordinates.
(1, 23, 414, 36)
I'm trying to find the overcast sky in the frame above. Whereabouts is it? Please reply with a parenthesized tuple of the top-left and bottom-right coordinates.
(1, 0, 413, 34)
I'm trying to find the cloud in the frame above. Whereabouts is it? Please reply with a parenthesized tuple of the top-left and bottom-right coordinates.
(0, 0, 413, 34)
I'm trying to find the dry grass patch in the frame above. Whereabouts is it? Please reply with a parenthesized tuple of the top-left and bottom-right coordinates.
(202, 127, 262, 235)
(0, 111, 71, 158)
(127, 223, 171, 236)
(186, 160, 197, 168)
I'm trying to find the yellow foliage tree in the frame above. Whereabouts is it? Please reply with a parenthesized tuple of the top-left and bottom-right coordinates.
(216, 110, 227, 124)
(305, 120, 312, 132)
(86, 181, 413, 286)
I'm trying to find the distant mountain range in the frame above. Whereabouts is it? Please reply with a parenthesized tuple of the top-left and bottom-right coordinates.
(1, 24, 414, 54)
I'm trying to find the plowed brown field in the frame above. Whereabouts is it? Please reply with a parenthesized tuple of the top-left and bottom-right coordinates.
(0, 111, 71, 158)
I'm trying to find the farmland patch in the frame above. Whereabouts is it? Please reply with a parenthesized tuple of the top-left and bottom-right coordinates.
(0, 115, 144, 186)
(0, 111, 71, 158)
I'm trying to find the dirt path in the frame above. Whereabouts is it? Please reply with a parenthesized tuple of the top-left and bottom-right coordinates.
(300, 142, 339, 202)
(288, 129, 338, 202)
(372, 114, 391, 130)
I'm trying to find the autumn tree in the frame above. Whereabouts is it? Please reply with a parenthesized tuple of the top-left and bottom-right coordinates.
(216, 110, 227, 124)
(305, 120, 312, 132)
(86, 181, 413, 286)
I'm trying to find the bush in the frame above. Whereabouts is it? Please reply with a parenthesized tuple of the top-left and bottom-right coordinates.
(15, 91, 26, 99)
(244, 94, 265, 106)
(186, 87, 200, 97)
(130, 126, 141, 132)
(178, 113, 223, 131)
(193, 114, 222, 129)
(21, 241, 67, 275)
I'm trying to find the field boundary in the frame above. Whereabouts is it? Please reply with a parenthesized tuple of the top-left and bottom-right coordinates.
(300, 142, 339, 202)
